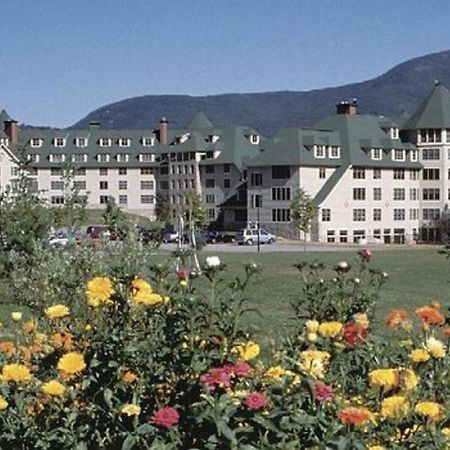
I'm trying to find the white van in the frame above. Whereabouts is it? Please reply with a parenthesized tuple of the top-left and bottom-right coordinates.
(235, 228, 276, 245)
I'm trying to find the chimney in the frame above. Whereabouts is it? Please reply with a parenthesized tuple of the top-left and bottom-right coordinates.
(336, 99, 358, 115)
(159, 117, 168, 145)
(4, 119, 18, 144)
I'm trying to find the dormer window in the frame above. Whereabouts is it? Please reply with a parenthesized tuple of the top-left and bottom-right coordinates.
(393, 149, 405, 161)
(53, 138, 66, 147)
(49, 153, 65, 163)
(250, 134, 260, 144)
(72, 154, 88, 163)
(30, 138, 43, 148)
(116, 153, 129, 162)
(410, 150, 418, 162)
(97, 153, 110, 162)
(99, 138, 112, 147)
(391, 128, 399, 139)
(314, 145, 326, 158)
(177, 133, 190, 144)
(27, 154, 40, 163)
(139, 153, 155, 162)
(329, 146, 340, 158)
(118, 138, 131, 147)
(209, 135, 220, 143)
(0, 138, 9, 146)
(75, 137, 88, 147)
(371, 148, 382, 160)
(142, 137, 155, 147)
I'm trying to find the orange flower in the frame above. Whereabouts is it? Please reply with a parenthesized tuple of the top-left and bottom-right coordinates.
(386, 310, 411, 329)
(52, 332, 74, 351)
(122, 371, 138, 383)
(339, 406, 374, 426)
(0, 341, 16, 355)
(415, 306, 445, 326)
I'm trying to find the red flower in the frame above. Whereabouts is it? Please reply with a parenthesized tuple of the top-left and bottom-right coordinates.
(358, 248, 373, 261)
(314, 381, 333, 402)
(343, 322, 367, 346)
(176, 269, 190, 281)
(223, 361, 251, 377)
(244, 392, 267, 411)
(200, 367, 231, 391)
(153, 407, 179, 429)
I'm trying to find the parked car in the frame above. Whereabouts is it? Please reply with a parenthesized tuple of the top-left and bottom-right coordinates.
(201, 230, 225, 244)
(161, 230, 180, 243)
(235, 228, 276, 245)
(86, 225, 118, 240)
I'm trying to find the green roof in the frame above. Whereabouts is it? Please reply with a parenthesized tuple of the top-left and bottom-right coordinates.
(187, 111, 214, 130)
(403, 82, 450, 129)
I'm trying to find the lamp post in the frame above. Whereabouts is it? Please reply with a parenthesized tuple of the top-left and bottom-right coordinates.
(256, 193, 261, 252)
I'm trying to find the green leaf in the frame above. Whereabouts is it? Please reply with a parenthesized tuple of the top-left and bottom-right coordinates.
(103, 388, 113, 407)
(121, 434, 136, 450)
(136, 423, 153, 435)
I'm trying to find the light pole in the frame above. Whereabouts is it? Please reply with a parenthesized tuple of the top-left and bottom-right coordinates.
(256, 193, 261, 252)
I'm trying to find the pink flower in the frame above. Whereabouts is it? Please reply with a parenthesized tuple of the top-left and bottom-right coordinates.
(200, 367, 231, 391)
(343, 322, 368, 346)
(153, 407, 180, 429)
(359, 248, 373, 261)
(223, 361, 251, 378)
(314, 381, 333, 402)
(244, 392, 267, 411)
(176, 269, 190, 281)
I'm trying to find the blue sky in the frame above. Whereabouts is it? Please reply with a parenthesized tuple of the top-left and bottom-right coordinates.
(2, 0, 450, 127)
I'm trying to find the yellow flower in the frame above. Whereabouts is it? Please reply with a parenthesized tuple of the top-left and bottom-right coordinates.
(380, 395, 409, 419)
(0, 395, 8, 410)
(121, 403, 141, 416)
(424, 336, 446, 359)
(409, 349, 430, 363)
(415, 401, 441, 421)
(57, 352, 86, 374)
(305, 320, 319, 333)
(307, 332, 318, 342)
(299, 350, 330, 379)
(399, 339, 413, 347)
(402, 368, 418, 391)
(318, 321, 343, 338)
(264, 365, 287, 381)
(232, 341, 260, 361)
(1, 364, 32, 382)
(86, 276, 115, 307)
(131, 278, 153, 294)
(367, 446, 385, 450)
(11, 312, 22, 322)
(22, 320, 36, 334)
(41, 380, 66, 396)
(369, 369, 399, 391)
(132, 291, 165, 306)
(45, 304, 70, 319)
(353, 313, 369, 329)
(442, 427, 450, 439)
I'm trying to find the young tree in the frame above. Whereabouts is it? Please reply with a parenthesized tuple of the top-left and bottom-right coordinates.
(102, 196, 129, 239)
(155, 193, 171, 225)
(289, 188, 318, 251)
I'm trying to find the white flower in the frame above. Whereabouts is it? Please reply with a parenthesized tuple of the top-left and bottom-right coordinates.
(353, 278, 360, 284)
(206, 256, 221, 268)
(337, 261, 348, 269)
(11, 312, 22, 322)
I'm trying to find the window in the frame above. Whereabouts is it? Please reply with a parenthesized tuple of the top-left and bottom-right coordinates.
(99, 138, 112, 147)
(205, 194, 215, 204)
(419, 129, 442, 143)
(224, 164, 230, 173)
(224, 179, 231, 189)
(353, 188, 366, 200)
(272, 166, 290, 179)
(207, 208, 216, 219)
(49, 154, 65, 163)
(373, 168, 381, 179)
(140, 168, 153, 175)
(373, 229, 381, 240)
(160, 181, 169, 190)
(447, 129, 450, 143)
(72, 154, 87, 163)
(99, 168, 108, 176)
(250, 133, 259, 144)
(353, 209, 366, 221)
(140, 180, 154, 190)
(99, 181, 108, 190)
(329, 146, 340, 158)
(51, 168, 62, 176)
(142, 137, 154, 147)
(99, 195, 109, 204)
(140, 195, 154, 204)
(314, 145, 326, 158)
(73, 181, 86, 190)
(97, 154, 110, 162)
(51, 181, 64, 190)
(30, 138, 42, 148)
(394, 209, 405, 220)
(75, 137, 87, 147)
(11, 167, 19, 176)
(205, 165, 215, 174)
(205, 179, 215, 188)
(272, 187, 291, 201)
(75, 167, 86, 176)
(53, 138, 66, 147)
(422, 188, 440, 201)
(409, 188, 419, 201)
(393, 188, 405, 201)
(371, 148, 382, 160)
(353, 230, 366, 243)
(27, 167, 38, 176)
(51, 196, 64, 204)
(321, 208, 331, 221)
(178, 180, 183, 189)
(393, 149, 405, 161)
(272, 209, 291, 222)
(171, 180, 175, 189)
(409, 208, 419, 220)
(250, 173, 263, 186)
(393, 168, 405, 179)
(251, 194, 262, 208)
(319, 168, 326, 179)
(373, 187, 382, 201)
(116, 153, 129, 162)
(118, 138, 130, 147)
(410, 169, 419, 180)
(139, 153, 154, 162)
(339, 230, 348, 243)
(28, 154, 40, 163)
(410, 150, 418, 162)
(373, 208, 382, 221)
(422, 148, 440, 160)
(119, 180, 127, 190)
(327, 230, 335, 243)
(423, 168, 440, 180)
(353, 167, 365, 179)
(118, 167, 127, 175)
(119, 195, 128, 205)
(422, 209, 440, 220)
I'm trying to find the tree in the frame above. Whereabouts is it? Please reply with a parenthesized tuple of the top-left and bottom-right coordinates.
(289, 188, 318, 251)
(155, 193, 171, 225)
(102, 196, 130, 239)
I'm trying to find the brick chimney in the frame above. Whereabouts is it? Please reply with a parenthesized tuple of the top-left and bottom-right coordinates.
(336, 99, 358, 115)
(159, 117, 168, 145)
(4, 119, 18, 143)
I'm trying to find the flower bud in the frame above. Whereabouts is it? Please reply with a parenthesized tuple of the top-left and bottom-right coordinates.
(11, 312, 22, 322)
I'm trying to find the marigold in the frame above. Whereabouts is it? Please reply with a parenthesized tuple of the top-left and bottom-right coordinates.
(415, 305, 446, 326)
(369, 368, 399, 391)
(122, 371, 138, 383)
(232, 341, 260, 361)
(415, 401, 441, 421)
(264, 365, 287, 381)
(131, 291, 165, 306)
(45, 304, 70, 319)
(318, 321, 343, 338)
(305, 320, 319, 333)
(86, 276, 115, 307)
(380, 395, 409, 419)
(339, 406, 374, 426)
(57, 352, 86, 374)
(299, 350, 330, 379)
(52, 332, 74, 351)
(367, 446, 385, 450)
(1, 364, 32, 382)
(121, 403, 141, 416)
(41, 380, 66, 396)
(409, 348, 430, 363)
(385, 310, 411, 329)
(343, 322, 367, 346)
(0, 395, 7, 410)
(0, 341, 16, 354)
(424, 336, 446, 358)
(22, 320, 36, 334)
(402, 368, 418, 390)
(442, 427, 450, 439)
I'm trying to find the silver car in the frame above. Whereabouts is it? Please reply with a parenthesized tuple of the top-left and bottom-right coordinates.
(235, 228, 276, 245)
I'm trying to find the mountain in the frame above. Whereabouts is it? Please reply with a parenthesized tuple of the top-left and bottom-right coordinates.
(73, 49, 450, 136)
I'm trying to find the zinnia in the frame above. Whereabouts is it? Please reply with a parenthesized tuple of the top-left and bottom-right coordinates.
(41, 380, 66, 396)
(402, 368, 418, 391)
(232, 341, 260, 361)
(86, 276, 114, 307)
(369, 368, 399, 391)
(380, 395, 409, 419)
(57, 352, 86, 374)
(122, 371, 138, 383)
(200, 367, 231, 391)
(415, 401, 441, 421)
(153, 407, 179, 428)
(386, 310, 411, 329)
(409, 348, 430, 363)
(45, 304, 70, 319)
(265, 365, 287, 381)
(0, 395, 8, 410)
(425, 336, 446, 358)
(343, 322, 367, 346)
(318, 321, 343, 338)
(299, 350, 330, 379)
(121, 403, 141, 416)
(415, 305, 446, 326)
(314, 381, 333, 402)
(339, 406, 374, 426)
(1, 364, 32, 382)
(244, 392, 267, 410)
